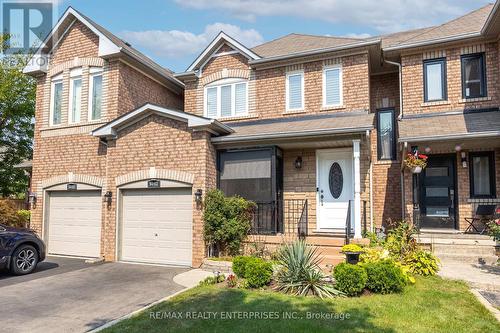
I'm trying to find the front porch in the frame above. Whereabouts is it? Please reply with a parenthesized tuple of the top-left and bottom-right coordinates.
(212, 115, 376, 260)
(399, 109, 500, 235)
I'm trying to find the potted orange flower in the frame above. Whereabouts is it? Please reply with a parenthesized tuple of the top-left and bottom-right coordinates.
(404, 153, 428, 173)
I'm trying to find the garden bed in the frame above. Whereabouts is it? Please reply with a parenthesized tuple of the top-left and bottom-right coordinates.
(103, 276, 500, 333)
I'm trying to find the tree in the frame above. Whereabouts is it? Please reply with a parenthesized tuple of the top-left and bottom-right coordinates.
(0, 34, 36, 197)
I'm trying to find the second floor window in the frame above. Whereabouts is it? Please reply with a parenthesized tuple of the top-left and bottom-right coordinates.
(423, 58, 447, 102)
(89, 68, 103, 121)
(50, 74, 63, 126)
(461, 53, 487, 99)
(69, 68, 82, 124)
(377, 109, 396, 160)
(286, 71, 304, 111)
(323, 65, 342, 107)
(205, 78, 248, 118)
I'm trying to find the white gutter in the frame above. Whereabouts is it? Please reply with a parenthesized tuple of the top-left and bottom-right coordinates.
(249, 39, 381, 65)
(383, 59, 403, 120)
(211, 126, 373, 143)
(399, 131, 500, 143)
(383, 32, 481, 52)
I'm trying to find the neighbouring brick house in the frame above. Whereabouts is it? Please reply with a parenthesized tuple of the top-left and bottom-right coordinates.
(24, 4, 500, 267)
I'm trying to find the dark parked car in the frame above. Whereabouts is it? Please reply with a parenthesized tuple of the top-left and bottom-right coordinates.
(0, 224, 46, 275)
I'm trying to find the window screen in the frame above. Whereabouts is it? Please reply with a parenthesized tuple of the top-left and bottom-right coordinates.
(219, 150, 273, 202)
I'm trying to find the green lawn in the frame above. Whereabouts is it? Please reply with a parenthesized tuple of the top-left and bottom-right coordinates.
(104, 276, 499, 333)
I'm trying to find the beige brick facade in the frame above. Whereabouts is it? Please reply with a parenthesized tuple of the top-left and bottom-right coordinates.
(29, 10, 500, 267)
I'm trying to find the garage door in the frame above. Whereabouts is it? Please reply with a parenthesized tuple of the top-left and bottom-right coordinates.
(120, 188, 192, 266)
(47, 191, 102, 257)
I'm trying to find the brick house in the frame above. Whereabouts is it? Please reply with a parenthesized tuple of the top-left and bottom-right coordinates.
(24, 4, 500, 267)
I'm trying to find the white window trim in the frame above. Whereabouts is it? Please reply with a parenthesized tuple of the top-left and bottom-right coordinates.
(203, 78, 248, 118)
(322, 64, 343, 108)
(49, 74, 63, 126)
(286, 70, 304, 112)
(68, 75, 82, 124)
(88, 68, 103, 121)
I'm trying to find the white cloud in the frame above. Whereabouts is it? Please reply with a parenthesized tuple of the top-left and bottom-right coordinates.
(174, 0, 485, 33)
(120, 22, 263, 59)
(343, 33, 372, 39)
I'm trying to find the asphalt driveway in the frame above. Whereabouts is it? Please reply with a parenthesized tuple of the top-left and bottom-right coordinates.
(0, 256, 189, 333)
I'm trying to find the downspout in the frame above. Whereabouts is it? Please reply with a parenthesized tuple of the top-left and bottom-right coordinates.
(384, 58, 405, 219)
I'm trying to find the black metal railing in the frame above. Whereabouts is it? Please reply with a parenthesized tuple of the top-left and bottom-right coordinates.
(251, 199, 308, 238)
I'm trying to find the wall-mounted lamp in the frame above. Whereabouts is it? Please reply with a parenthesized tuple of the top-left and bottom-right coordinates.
(294, 156, 303, 169)
(424, 146, 431, 153)
(194, 189, 203, 203)
(104, 191, 112, 208)
(455, 144, 462, 152)
(28, 192, 37, 209)
(461, 152, 467, 168)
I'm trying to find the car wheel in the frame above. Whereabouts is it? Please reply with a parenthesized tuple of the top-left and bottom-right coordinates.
(10, 245, 39, 275)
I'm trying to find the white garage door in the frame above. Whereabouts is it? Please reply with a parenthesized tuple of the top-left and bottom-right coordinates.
(120, 188, 192, 266)
(47, 191, 102, 257)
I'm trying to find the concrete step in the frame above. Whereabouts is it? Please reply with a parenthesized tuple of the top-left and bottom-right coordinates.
(418, 237, 496, 246)
(432, 244, 497, 256)
(306, 236, 345, 247)
(419, 232, 492, 240)
(436, 254, 498, 265)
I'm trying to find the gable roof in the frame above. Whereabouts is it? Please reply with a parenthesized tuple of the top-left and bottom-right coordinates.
(185, 31, 261, 73)
(251, 33, 366, 58)
(91, 103, 233, 138)
(23, 7, 183, 92)
(383, 4, 495, 51)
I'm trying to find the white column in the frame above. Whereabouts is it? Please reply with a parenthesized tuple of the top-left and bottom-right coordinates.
(353, 139, 362, 239)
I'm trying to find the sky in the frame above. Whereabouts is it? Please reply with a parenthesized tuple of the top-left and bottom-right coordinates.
(3, 0, 493, 72)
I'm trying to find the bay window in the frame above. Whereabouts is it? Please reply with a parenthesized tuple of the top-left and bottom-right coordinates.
(204, 78, 248, 118)
(88, 68, 103, 121)
(50, 74, 63, 126)
(68, 68, 82, 124)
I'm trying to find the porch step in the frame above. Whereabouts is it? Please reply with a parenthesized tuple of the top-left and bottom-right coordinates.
(436, 254, 498, 266)
(418, 233, 496, 246)
(306, 236, 345, 247)
(432, 244, 497, 256)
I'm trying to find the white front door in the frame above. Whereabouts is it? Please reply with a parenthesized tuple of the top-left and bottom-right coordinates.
(316, 149, 354, 231)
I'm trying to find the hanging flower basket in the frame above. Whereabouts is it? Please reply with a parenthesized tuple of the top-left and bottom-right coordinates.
(404, 153, 428, 173)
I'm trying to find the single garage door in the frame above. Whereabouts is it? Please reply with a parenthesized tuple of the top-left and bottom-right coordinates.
(120, 188, 192, 266)
(47, 191, 102, 257)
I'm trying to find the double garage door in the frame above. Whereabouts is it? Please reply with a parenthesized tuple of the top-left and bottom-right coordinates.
(46, 187, 192, 266)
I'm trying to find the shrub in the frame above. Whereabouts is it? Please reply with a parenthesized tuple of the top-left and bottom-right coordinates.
(274, 240, 344, 298)
(364, 260, 407, 294)
(404, 250, 439, 276)
(341, 244, 363, 253)
(232, 256, 259, 278)
(199, 274, 226, 286)
(385, 221, 417, 260)
(487, 220, 500, 241)
(0, 200, 25, 228)
(203, 189, 256, 256)
(333, 263, 367, 296)
(17, 209, 30, 224)
(364, 230, 385, 247)
(226, 274, 237, 288)
(245, 259, 273, 288)
(359, 247, 389, 264)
